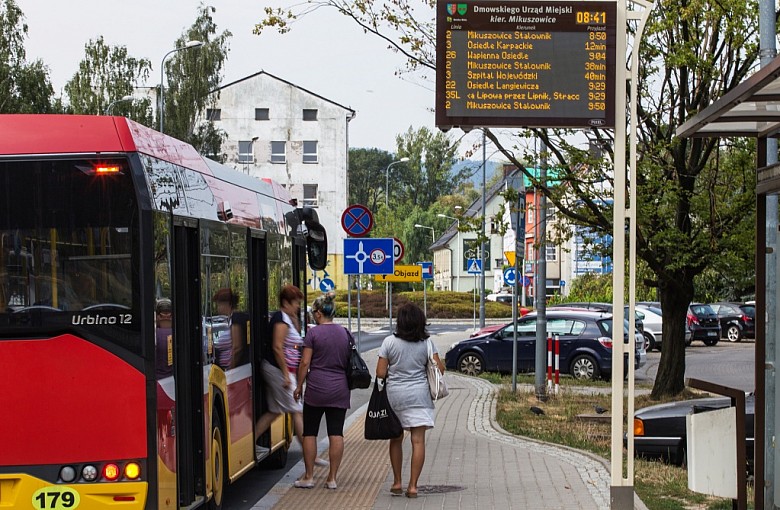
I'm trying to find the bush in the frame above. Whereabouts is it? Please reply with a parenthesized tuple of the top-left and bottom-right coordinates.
(317, 290, 528, 319)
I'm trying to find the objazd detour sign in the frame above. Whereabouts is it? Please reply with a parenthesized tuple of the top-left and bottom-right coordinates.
(374, 265, 423, 283)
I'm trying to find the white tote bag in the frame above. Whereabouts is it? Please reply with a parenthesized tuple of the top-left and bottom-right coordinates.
(426, 339, 449, 401)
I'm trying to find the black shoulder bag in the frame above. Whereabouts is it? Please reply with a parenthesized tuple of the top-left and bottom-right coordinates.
(345, 328, 371, 390)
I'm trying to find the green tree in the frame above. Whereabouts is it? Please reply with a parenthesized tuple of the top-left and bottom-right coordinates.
(348, 148, 395, 211)
(255, 0, 759, 398)
(64, 36, 153, 123)
(163, 4, 231, 155)
(0, 0, 54, 113)
(394, 126, 467, 209)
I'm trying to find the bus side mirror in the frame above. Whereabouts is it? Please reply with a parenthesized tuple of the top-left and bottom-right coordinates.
(305, 221, 328, 271)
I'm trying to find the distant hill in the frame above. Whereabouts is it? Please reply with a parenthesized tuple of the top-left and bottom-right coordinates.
(452, 159, 505, 185)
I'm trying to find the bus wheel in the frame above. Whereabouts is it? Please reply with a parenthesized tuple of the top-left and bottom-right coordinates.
(209, 412, 227, 510)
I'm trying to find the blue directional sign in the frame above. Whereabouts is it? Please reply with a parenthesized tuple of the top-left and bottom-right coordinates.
(503, 267, 517, 287)
(419, 261, 433, 280)
(522, 276, 532, 287)
(467, 258, 482, 274)
(319, 278, 335, 292)
(343, 238, 394, 275)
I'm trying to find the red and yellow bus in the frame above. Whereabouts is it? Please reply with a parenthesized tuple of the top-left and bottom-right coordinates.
(0, 115, 327, 510)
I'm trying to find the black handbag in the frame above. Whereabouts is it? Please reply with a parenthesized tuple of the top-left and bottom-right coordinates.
(364, 378, 403, 440)
(346, 328, 371, 390)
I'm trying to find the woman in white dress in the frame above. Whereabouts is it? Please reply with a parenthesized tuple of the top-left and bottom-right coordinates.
(375, 303, 444, 499)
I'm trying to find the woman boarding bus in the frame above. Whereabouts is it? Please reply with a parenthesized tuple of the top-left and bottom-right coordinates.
(0, 114, 327, 510)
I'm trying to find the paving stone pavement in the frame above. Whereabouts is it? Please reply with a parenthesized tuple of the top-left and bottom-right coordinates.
(255, 329, 648, 510)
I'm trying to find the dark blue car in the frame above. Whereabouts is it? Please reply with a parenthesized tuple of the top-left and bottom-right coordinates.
(444, 310, 646, 381)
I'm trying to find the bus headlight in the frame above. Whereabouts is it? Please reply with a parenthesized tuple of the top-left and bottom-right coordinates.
(59, 466, 77, 483)
(82, 465, 98, 482)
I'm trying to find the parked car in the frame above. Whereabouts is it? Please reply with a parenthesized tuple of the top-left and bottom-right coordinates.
(635, 305, 663, 351)
(708, 302, 755, 342)
(486, 293, 532, 317)
(469, 322, 509, 338)
(686, 304, 721, 346)
(632, 394, 754, 469)
(445, 309, 645, 381)
(636, 303, 694, 348)
(550, 302, 645, 335)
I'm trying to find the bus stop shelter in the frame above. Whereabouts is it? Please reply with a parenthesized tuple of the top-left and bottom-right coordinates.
(677, 54, 780, 509)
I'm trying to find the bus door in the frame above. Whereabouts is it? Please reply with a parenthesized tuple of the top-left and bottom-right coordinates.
(173, 223, 205, 506)
(249, 232, 268, 442)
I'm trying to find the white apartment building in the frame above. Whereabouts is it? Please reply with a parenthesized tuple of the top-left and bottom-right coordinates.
(205, 71, 356, 290)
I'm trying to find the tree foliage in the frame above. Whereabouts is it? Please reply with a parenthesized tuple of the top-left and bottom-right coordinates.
(64, 36, 153, 124)
(0, 0, 54, 113)
(256, 0, 760, 398)
(163, 4, 231, 155)
(394, 126, 467, 209)
(348, 147, 395, 211)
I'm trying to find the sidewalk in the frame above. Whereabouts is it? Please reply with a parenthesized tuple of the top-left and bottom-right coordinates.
(254, 330, 648, 510)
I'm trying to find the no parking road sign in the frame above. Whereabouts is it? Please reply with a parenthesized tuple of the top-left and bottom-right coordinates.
(343, 238, 394, 275)
(341, 204, 374, 237)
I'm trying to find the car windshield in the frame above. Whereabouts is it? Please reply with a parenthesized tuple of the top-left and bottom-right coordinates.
(645, 306, 663, 316)
(691, 304, 716, 316)
(741, 305, 755, 318)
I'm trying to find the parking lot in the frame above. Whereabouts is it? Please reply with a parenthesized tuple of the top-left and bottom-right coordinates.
(637, 339, 755, 392)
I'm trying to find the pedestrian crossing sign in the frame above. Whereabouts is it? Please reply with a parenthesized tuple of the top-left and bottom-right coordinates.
(467, 258, 482, 274)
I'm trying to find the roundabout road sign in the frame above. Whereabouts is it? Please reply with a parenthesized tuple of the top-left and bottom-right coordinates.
(341, 204, 374, 237)
(503, 267, 517, 287)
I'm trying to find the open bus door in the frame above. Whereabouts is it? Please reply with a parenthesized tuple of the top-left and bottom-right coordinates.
(172, 223, 206, 507)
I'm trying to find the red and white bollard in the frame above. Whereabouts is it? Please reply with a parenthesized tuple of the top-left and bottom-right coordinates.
(546, 334, 560, 395)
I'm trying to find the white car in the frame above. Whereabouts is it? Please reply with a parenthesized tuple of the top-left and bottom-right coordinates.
(636, 304, 663, 351)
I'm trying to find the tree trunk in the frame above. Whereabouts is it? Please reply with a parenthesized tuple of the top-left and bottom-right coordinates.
(651, 274, 694, 399)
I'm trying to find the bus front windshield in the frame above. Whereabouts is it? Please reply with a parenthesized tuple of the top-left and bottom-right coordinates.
(0, 158, 139, 334)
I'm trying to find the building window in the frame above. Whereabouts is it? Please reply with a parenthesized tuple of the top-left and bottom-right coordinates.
(206, 108, 221, 121)
(546, 245, 557, 261)
(302, 109, 318, 121)
(303, 141, 318, 164)
(303, 184, 318, 207)
(238, 140, 254, 164)
(255, 108, 269, 120)
(271, 141, 286, 164)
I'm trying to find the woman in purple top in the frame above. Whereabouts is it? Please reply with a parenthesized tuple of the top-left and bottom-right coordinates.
(293, 291, 351, 489)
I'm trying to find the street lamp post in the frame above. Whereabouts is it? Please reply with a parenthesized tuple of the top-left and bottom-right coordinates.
(437, 213, 460, 291)
(384, 157, 410, 211)
(159, 40, 203, 133)
(384, 157, 410, 323)
(414, 223, 435, 245)
(106, 95, 134, 115)
(414, 223, 436, 316)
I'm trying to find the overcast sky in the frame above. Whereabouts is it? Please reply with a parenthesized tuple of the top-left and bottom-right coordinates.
(15, 0, 450, 152)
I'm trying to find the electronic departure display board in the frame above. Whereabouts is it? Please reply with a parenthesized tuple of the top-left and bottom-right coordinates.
(435, 0, 616, 129)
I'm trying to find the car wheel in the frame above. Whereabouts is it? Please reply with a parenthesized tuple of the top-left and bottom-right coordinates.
(726, 325, 742, 343)
(209, 411, 227, 510)
(570, 354, 600, 380)
(685, 336, 693, 347)
(643, 333, 656, 352)
(703, 337, 719, 346)
(457, 352, 484, 376)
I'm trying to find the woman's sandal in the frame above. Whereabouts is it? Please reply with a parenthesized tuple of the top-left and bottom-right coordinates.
(390, 488, 404, 496)
(405, 491, 418, 498)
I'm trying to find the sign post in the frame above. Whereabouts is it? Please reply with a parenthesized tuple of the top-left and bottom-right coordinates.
(341, 205, 376, 345)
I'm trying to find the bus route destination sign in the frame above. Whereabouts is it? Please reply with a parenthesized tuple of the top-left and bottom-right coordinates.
(435, 0, 616, 129)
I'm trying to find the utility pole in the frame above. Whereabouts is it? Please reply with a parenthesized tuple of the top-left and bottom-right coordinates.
(759, 0, 777, 505)
(534, 138, 547, 399)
